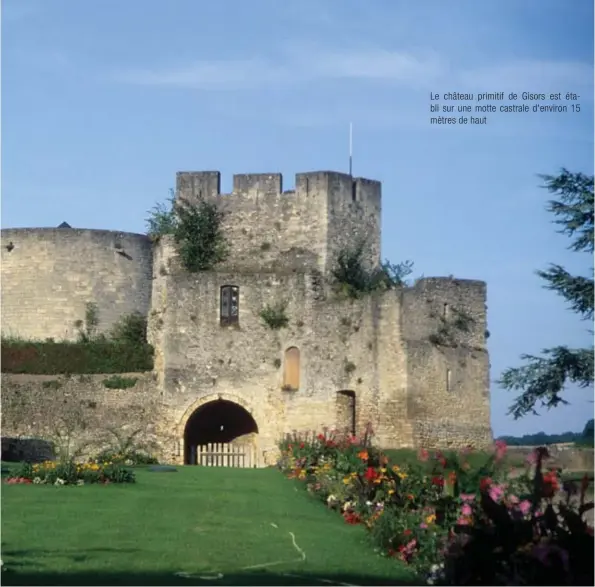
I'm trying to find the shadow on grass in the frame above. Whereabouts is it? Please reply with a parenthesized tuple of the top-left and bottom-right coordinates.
(1, 568, 422, 586)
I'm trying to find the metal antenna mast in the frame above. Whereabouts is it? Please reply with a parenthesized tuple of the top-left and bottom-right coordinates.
(349, 122, 353, 176)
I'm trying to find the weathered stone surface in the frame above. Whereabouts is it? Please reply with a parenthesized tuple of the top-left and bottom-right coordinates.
(0, 170, 493, 467)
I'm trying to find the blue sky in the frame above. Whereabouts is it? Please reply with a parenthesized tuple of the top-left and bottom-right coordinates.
(2, 0, 593, 437)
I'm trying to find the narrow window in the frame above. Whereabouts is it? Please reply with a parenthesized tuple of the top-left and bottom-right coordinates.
(446, 369, 452, 392)
(220, 285, 239, 326)
(351, 181, 357, 202)
(283, 347, 300, 390)
(336, 390, 356, 435)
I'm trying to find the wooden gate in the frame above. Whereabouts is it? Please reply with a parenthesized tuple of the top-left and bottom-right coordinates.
(191, 442, 254, 468)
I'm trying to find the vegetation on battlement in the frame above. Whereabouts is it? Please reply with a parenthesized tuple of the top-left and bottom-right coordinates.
(332, 238, 414, 299)
(1, 304, 153, 375)
(146, 189, 229, 272)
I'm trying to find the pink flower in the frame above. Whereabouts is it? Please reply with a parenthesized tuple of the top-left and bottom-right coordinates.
(518, 500, 531, 515)
(457, 517, 471, 525)
(419, 522, 428, 529)
(461, 503, 473, 516)
(525, 450, 538, 466)
(488, 484, 505, 502)
(460, 493, 476, 502)
(418, 449, 429, 462)
(494, 439, 507, 461)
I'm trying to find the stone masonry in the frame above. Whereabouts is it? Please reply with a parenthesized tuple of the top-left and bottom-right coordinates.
(0, 170, 493, 466)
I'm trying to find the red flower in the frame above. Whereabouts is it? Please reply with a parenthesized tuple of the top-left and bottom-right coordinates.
(287, 444, 293, 450)
(365, 467, 378, 482)
(299, 442, 305, 449)
(480, 477, 492, 491)
(317, 434, 325, 441)
(343, 512, 361, 525)
(431, 476, 444, 487)
(542, 471, 559, 497)
(403, 529, 412, 536)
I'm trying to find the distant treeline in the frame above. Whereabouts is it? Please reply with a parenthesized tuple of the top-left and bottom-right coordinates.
(498, 419, 594, 447)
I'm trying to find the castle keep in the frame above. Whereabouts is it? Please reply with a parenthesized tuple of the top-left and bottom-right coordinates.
(0, 170, 492, 465)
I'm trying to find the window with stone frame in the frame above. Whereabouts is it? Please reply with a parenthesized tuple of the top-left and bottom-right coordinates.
(283, 347, 300, 390)
(220, 285, 239, 326)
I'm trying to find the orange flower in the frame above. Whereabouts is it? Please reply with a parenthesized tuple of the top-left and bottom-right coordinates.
(358, 450, 369, 461)
(448, 471, 457, 484)
(407, 494, 414, 500)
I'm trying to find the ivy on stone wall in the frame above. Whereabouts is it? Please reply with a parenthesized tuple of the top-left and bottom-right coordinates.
(146, 190, 229, 272)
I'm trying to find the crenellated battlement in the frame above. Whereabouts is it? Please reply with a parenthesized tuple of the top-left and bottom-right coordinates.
(175, 170, 382, 274)
(176, 170, 381, 210)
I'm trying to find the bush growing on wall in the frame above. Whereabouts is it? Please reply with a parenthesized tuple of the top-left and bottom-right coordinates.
(333, 239, 414, 299)
(146, 190, 229, 272)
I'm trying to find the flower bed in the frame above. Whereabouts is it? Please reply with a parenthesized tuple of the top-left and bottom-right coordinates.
(5, 459, 135, 486)
(278, 426, 594, 585)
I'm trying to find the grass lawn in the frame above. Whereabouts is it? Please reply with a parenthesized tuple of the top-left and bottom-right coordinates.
(1, 464, 419, 586)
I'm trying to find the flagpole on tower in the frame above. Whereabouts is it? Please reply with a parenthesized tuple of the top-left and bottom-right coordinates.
(349, 122, 353, 176)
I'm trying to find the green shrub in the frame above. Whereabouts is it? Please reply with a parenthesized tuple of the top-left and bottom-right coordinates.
(1, 339, 153, 374)
(109, 312, 147, 346)
(146, 191, 229, 272)
(259, 302, 289, 330)
(332, 239, 414, 299)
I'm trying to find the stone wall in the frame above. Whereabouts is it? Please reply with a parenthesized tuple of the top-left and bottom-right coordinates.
(402, 278, 492, 449)
(0, 373, 174, 461)
(0, 228, 153, 341)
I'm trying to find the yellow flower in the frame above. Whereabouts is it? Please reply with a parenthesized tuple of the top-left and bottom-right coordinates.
(350, 472, 358, 478)
(343, 477, 351, 485)
(388, 489, 395, 495)
(398, 472, 408, 480)
(379, 467, 387, 473)
(426, 514, 436, 524)
(392, 465, 400, 473)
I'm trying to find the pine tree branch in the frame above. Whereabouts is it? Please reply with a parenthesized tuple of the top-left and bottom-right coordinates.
(499, 346, 595, 419)
(540, 169, 594, 254)
(536, 264, 594, 320)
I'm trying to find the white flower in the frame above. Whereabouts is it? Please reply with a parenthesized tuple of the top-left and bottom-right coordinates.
(125, 459, 133, 466)
(327, 494, 337, 504)
(343, 501, 354, 511)
(54, 478, 65, 486)
(366, 500, 373, 506)
(77, 479, 85, 486)
(33, 477, 42, 484)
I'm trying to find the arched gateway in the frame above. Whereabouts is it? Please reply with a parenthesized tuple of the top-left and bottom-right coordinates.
(181, 394, 259, 467)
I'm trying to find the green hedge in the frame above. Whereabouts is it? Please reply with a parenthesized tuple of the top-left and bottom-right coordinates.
(1, 339, 154, 374)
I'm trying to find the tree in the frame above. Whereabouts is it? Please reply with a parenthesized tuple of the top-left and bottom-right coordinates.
(498, 169, 594, 419)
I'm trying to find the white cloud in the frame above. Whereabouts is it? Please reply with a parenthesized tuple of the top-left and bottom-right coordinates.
(110, 45, 444, 90)
(110, 43, 592, 111)
(459, 60, 594, 95)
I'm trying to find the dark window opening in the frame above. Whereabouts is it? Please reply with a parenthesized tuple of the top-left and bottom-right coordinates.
(351, 181, 357, 202)
(220, 285, 239, 326)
